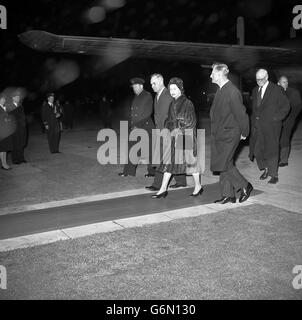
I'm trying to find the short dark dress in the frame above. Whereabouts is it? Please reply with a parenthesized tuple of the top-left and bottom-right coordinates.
(157, 94, 200, 175)
(0, 106, 13, 152)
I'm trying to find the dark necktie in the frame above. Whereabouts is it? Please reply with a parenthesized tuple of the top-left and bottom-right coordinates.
(257, 86, 262, 107)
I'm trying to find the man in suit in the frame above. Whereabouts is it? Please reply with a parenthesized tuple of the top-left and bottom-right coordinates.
(146, 73, 187, 191)
(249, 69, 290, 184)
(277, 75, 302, 166)
(9, 90, 27, 164)
(210, 63, 252, 204)
(41, 92, 62, 154)
(118, 77, 155, 177)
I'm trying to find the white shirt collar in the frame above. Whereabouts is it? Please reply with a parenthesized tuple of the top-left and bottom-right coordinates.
(259, 80, 269, 98)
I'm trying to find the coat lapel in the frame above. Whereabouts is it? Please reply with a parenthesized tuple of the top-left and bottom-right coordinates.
(259, 82, 273, 109)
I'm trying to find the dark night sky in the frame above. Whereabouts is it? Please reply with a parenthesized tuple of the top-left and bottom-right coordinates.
(1, 0, 301, 105)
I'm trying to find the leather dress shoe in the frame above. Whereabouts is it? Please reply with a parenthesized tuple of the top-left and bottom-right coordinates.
(145, 186, 159, 191)
(144, 173, 155, 177)
(214, 196, 236, 204)
(118, 172, 128, 177)
(268, 176, 278, 184)
(260, 168, 269, 180)
(279, 162, 288, 167)
(239, 182, 253, 203)
(152, 191, 168, 199)
(190, 187, 204, 197)
(170, 183, 187, 189)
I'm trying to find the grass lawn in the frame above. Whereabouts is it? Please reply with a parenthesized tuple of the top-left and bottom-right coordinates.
(0, 204, 302, 300)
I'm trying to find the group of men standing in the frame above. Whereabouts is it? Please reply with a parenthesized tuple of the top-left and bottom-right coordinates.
(209, 65, 300, 202)
(119, 74, 187, 191)
(0, 90, 27, 169)
(119, 65, 301, 204)
(250, 71, 301, 183)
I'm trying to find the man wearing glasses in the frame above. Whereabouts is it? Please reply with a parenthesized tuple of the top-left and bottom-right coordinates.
(249, 69, 290, 184)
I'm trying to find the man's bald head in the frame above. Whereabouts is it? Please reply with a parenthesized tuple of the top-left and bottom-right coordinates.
(256, 69, 268, 87)
(278, 75, 289, 91)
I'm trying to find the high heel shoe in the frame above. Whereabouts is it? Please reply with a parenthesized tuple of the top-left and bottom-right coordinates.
(152, 191, 168, 199)
(1, 166, 11, 170)
(190, 187, 204, 197)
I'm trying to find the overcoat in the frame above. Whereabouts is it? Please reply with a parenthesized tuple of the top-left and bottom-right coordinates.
(280, 86, 302, 148)
(249, 82, 290, 160)
(157, 95, 198, 174)
(8, 103, 27, 150)
(210, 81, 249, 172)
(152, 87, 173, 165)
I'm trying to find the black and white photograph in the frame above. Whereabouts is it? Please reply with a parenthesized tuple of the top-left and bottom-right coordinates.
(0, 0, 302, 303)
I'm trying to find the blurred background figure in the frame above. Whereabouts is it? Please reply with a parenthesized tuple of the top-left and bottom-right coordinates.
(41, 92, 62, 154)
(54, 96, 64, 132)
(8, 90, 28, 164)
(277, 76, 302, 167)
(0, 94, 15, 170)
(99, 94, 112, 128)
(62, 99, 74, 130)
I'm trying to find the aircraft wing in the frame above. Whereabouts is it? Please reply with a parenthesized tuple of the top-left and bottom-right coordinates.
(19, 30, 302, 72)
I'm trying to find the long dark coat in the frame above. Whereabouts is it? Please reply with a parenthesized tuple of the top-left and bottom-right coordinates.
(249, 82, 290, 160)
(280, 86, 302, 147)
(41, 101, 61, 133)
(157, 95, 198, 174)
(128, 89, 155, 164)
(130, 89, 155, 132)
(0, 106, 14, 151)
(210, 81, 249, 172)
(8, 103, 27, 150)
(153, 87, 173, 130)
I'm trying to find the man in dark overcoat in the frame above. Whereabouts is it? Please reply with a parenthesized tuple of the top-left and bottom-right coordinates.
(249, 69, 290, 184)
(119, 77, 155, 177)
(145, 73, 187, 191)
(210, 63, 252, 203)
(277, 76, 302, 166)
(9, 91, 27, 164)
(41, 93, 62, 153)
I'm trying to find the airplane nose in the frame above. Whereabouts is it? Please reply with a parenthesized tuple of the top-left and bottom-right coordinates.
(18, 30, 57, 52)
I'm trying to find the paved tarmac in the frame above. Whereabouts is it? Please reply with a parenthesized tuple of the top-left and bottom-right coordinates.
(0, 115, 301, 250)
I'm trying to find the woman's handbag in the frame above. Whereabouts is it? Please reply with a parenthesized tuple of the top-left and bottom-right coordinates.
(0, 112, 17, 141)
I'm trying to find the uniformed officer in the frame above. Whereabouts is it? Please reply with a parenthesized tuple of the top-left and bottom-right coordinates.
(119, 77, 155, 177)
(41, 93, 62, 153)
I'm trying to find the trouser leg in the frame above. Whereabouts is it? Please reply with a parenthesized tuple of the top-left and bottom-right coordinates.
(267, 155, 279, 178)
(12, 148, 24, 163)
(48, 129, 60, 153)
(228, 165, 248, 192)
(279, 146, 290, 164)
(123, 162, 137, 176)
(220, 171, 234, 197)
